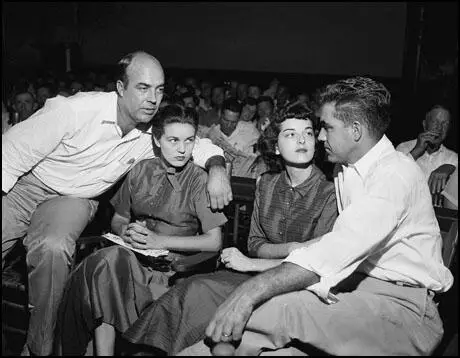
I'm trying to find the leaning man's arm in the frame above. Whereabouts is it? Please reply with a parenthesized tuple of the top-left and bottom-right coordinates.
(192, 136, 225, 169)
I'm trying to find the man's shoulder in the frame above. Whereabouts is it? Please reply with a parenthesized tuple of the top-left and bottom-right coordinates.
(440, 145, 459, 158)
(395, 139, 417, 152)
(373, 150, 425, 184)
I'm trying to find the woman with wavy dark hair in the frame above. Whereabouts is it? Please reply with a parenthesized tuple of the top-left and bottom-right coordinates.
(122, 104, 338, 355)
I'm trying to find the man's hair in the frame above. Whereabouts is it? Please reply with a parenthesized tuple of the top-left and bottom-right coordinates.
(151, 104, 198, 142)
(37, 83, 57, 97)
(222, 98, 242, 114)
(316, 76, 392, 139)
(116, 51, 152, 87)
(257, 96, 275, 109)
(242, 97, 257, 107)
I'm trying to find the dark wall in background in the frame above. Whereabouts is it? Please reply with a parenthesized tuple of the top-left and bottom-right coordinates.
(4, 2, 407, 77)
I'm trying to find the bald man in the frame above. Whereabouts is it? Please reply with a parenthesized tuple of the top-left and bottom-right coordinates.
(2, 51, 231, 356)
(396, 104, 458, 198)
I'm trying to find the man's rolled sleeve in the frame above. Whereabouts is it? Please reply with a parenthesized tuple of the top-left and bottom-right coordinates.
(283, 181, 405, 302)
(192, 137, 224, 169)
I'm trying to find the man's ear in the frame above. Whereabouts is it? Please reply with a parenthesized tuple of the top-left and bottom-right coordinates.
(422, 119, 427, 131)
(116, 80, 125, 97)
(351, 121, 363, 142)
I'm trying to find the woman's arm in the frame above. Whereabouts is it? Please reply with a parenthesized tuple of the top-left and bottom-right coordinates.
(126, 223, 223, 252)
(220, 247, 284, 272)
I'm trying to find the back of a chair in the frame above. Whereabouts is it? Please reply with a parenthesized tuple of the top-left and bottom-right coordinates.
(223, 176, 257, 250)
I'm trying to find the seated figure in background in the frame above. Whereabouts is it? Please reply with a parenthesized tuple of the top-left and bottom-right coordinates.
(56, 105, 228, 355)
(121, 104, 338, 355)
(198, 98, 261, 178)
(396, 104, 458, 199)
(12, 88, 37, 123)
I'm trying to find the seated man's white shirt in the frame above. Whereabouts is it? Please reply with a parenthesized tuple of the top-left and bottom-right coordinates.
(396, 139, 458, 179)
(284, 135, 453, 303)
(200, 121, 260, 177)
(2, 92, 223, 198)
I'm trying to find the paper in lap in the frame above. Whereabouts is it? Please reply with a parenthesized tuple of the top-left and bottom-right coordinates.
(103, 233, 169, 257)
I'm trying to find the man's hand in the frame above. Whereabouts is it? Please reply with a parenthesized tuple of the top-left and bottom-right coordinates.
(220, 247, 255, 272)
(428, 164, 456, 194)
(205, 285, 254, 343)
(207, 165, 232, 210)
(123, 221, 167, 250)
(410, 131, 440, 160)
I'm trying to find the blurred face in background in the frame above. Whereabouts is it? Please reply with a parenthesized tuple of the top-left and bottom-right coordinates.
(240, 103, 257, 122)
(182, 96, 197, 110)
(36, 86, 53, 108)
(211, 87, 225, 108)
(257, 100, 273, 119)
(14, 92, 37, 122)
(248, 85, 261, 100)
(423, 106, 450, 149)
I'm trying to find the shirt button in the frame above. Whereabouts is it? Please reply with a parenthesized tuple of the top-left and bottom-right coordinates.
(279, 231, 282, 235)
(127, 158, 135, 164)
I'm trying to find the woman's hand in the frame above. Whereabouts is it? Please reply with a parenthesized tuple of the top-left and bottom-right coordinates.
(220, 247, 255, 272)
(123, 221, 167, 250)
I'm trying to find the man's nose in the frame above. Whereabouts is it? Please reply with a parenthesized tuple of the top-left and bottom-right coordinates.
(318, 128, 326, 142)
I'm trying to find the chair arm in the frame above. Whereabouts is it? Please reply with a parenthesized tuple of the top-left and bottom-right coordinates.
(171, 251, 220, 273)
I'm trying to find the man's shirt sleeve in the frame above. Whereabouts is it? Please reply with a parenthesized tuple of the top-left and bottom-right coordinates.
(192, 136, 224, 169)
(2, 100, 76, 193)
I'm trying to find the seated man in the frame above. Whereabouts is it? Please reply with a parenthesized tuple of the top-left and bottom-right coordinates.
(239, 97, 258, 124)
(177, 76, 453, 356)
(396, 104, 458, 197)
(56, 105, 228, 355)
(256, 96, 275, 133)
(2, 50, 231, 356)
(199, 98, 261, 178)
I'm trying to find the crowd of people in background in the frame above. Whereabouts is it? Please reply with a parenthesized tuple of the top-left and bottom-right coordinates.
(2, 66, 457, 208)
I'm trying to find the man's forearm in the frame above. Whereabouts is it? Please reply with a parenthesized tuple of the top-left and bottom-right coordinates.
(240, 262, 320, 308)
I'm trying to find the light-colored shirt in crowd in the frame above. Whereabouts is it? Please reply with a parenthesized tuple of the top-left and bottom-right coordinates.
(396, 139, 458, 179)
(284, 135, 453, 303)
(199, 121, 260, 177)
(2, 91, 223, 198)
(441, 166, 458, 209)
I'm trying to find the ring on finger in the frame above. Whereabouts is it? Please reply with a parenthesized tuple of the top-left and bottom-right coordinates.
(222, 332, 231, 337)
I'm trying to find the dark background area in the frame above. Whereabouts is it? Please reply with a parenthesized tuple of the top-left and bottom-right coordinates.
(2, 1, 458, 150)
